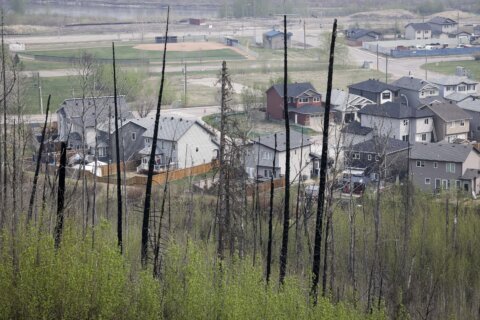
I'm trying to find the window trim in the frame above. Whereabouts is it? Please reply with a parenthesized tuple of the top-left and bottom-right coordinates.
(131, 132, 137, 141)
(353, 153, 360, 160)
(425, 178, 431, 184)
(416, 160, 425, 167)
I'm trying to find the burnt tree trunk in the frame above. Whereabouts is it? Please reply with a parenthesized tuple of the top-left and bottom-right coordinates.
(266, 133, 277, 284)
(54, 142, 67, 249)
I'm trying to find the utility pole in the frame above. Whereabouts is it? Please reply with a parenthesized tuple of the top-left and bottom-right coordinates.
(37, 72, 44, 115)
(183, 63, 187, 106)
(376, 44, 379, 72)
(385, 55, 388, 84)
(303, 20, 306, 50)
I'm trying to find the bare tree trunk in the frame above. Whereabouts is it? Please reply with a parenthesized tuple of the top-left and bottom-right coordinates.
(54, 142, 67, 249)
(141, 7, 169, 267)
(311, 19, 337, 304)
(279, 14, 291, 285)
(1, 10, 7, 228)
(27, 96, 51, 223)
(295, 129, 304, 273)
(266, 134, 277, 284)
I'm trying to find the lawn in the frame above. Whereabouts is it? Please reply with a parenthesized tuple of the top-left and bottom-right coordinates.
(23, 45, 246, 63)
(422, 60, 480, 80)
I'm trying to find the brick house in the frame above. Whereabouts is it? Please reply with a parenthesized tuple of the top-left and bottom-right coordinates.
(266, 82, 325, 126)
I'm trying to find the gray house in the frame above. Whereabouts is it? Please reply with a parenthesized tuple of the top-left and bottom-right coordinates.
(430, 76, 478, 98)
(329, 89, 373, 123)
(409, 142, 480, 195)
(427, 16, 458, 34)
(422, 101, 472, 143)
(262, 30, 292, 50)
(405, 23, 432, 40)
(348, 79, 399, 105)
(455, 97, 480, 141)
(245, 131, 312, 182)
(391, 76, 440, 108)
(341, 121, 374, 147)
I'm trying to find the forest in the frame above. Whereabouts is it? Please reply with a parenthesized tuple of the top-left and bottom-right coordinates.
(1, 10, 480, 320)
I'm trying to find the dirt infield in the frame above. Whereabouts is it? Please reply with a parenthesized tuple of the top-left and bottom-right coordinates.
(134, 42, 231, 52)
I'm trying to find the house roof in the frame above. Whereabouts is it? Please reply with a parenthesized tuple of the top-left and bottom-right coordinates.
(340, 121, 373, 136)
(138, 145, 163, 156)
(431, 75, 478, 86)
(405, 23, 432, 31)
(269, 82, 319, 98)
(346, 28, 381, 40)
(263, 30, 293, 38)
(347, 137, 409, 155)
(428, 16, 457, 25)
(57, 96, 132, 129)
(460, 168, 480, 180)
(392, 76, 438, 91)
(457, 97, 480, 112)
(358, 102, 434, 119)
(289, 105, 325, 115)
(329, 89, 374, 112)
(348, 79, 399, 94)
(410, 142, 475, 162)
(128, 116, 210, 141)
(445, 92, 478, 103)
(424, 101, 472, 121)
(253, 131, 312, 152)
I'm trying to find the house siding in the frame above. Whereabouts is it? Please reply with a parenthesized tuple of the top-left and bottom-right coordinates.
(176, 124, 218, 168)
(110, 122, 147, 163)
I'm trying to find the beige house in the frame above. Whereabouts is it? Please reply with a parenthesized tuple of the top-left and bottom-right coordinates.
(422, 101, 472, 143)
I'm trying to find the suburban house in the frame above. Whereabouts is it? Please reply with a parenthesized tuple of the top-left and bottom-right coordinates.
(348, 79, 399, 105)
(56, 96, 133, 161)
(391, 76, 440, 108)
(453, 97, 480, 141)
(345, 28, 382, 46)
(266, 82, 325, 126)
(422, 101, 472, 143)
(358, 102, 435, 143)
(427, 16, 458, 34)
(262, 30, 292, 49)
(244, 131, 312, 183)
(405, 23, 432, 40)
(344, 137, 409, 182)
(329, 89, 373, 123)
(430, 76, 478, 98)
(341, 121, 374, 147)
(409, 142, 480, 195)
(474, 25, 480, 36)
(110, 116, 219, 172)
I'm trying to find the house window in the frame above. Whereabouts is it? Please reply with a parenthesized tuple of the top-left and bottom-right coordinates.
(142, 157, 148, 164)
(263, 151, 272, 160)
(403, 119, 409, 126)
(375, 155, 380, 162)
(98, 147, 106, 157)
(382, 92, 391, 100)
(455, 180, 461, 189)
(353, 153, 360, 159)
(449, 122, 455, 128)
(460, 120, 465, 126)
(421, 133, 427, 141)
(131, 132, 136, 141)
(313, 97, 320, 102)
(416, 160, 425, 167)
(424, 118, 429, 125)
(425, 178, 431, 184)
(145, 138, 151, 145)
(433, 162, 438, 168)
(402, 135, 409, 141)
(458, 85, 466, 92)
(299, 98, 308, 103)
(368, 154, 372, 161)
(446, 163, 456, 173)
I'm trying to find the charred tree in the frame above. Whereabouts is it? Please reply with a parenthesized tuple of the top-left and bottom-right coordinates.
(266, 133, 277, 284)
(311, 19, 337, 303)
(54, 142, 67, 249)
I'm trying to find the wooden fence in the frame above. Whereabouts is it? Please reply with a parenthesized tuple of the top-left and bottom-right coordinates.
(246, 178, 286, 196)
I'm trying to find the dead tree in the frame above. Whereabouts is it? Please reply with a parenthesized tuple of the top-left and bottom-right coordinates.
(1, 10, 7, 227)
(27, 95, 51, 223)
(266, 133, 277, 284)
(311, 19, 337, 303)
(54, 142, 67, 249)
(141, 7, 169, 268)
(279, 14, 291, 286)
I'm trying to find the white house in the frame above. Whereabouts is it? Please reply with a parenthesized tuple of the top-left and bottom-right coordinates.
(431, 76, 478, 98)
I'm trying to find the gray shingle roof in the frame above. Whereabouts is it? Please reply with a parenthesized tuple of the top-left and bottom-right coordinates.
(328, 89, 373, 112)
(457, 97, 480, 112)
(428, 16, 457, 25)
(392, 76, 438, 91)
(410, 142, 474, 162)
(264, 30, 293, 38)
(348, 79, 399, 93)
(405, 23, 432, 31)
(269, 82, 319, 98)
(347, 137, 409, 154)
(460, 168, 480, 180)
(358, 102, 434, 119)
(128, 116, 202, 141)
(431, 76, 478, 86)
(340, 121, 373, 136)
(424, 101, 472, 121)
(254, 131, 312, 152)
(444, 92, 474, 102)
(289, 105, 325, 115)
(345, 28, 381, 40)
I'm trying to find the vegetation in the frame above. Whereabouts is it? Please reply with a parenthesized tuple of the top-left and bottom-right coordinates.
(422, 60, 480, 81)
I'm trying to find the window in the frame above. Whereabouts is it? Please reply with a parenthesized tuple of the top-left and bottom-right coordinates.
(98, 147, 106, 157)
(131, 132, 136, 141)
(145, 138, 151, 145)
(368, 154, 372, 161)
(416, 160, 425, 167)
(382, 92, 391, 100)
(402, 135, 409, 142)
(460, 120, 465, 126)
(263, 151, 272, 160)
(421, 133, 427, 141)
(403, 119, 409, 126)
(458, 85, 466, 92)
(375, 155, 380, 162)
(455, 180, 461, 189)
(446, 162, 456, 173)
(433, 162, 438, 168)
(299, 98, 308, 103)
(424, 118, 429, 125)
(449, 121, 455, 128)
(425, 178, 431, 184)
(313, 97, 320, 102)
(353, 153, 360, 159)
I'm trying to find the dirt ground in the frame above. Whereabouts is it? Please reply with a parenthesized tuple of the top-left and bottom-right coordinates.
(134, 42, 232, 52)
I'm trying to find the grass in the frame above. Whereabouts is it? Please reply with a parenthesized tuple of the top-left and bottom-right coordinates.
(422, 60, 480, 80)
(19, 58, 72, 71)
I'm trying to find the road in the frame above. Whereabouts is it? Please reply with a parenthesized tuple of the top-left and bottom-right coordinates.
(348, 46, 474, 80)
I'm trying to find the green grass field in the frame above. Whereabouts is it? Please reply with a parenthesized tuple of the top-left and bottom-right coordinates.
(24, 44, 246, 63)
(422, 60, 480, 80)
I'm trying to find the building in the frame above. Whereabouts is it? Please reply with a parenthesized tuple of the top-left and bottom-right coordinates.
(344, 137, 409, 182)
(391, 76, 440, 108)
(430, 76, 478, 98)
(56, 96, 133, 161)
(453, 97, 480, 141)
(427, 16, 458, 34)
(341, 121, 374, 147)
(409, 142, 480, 195)
(358, 102, 435, 143)
(262, 30, 292, 50)
(422, 101, 472, 143)
(266, 82, 324, 126)
(345, 28, 382, 46)
(244, 131, 312, 183)
(329, 89, 374, 123)
(348, 79, 399, 105)
(474, 25, 480, 36)
(405, 23, 432, 40)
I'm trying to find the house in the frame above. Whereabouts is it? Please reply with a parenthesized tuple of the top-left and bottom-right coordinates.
(344, 137, 409, 182)
(56, 96, 133, 161)
(266, 82, 324, 126)
(110, 116, 218, 172)
(391, 76, 440, 108)
(421, 101, 472, 143)
(340, 121, 374, 147)
(453, 97, 480, 141)
(329, 89, 374, 123)
(244, 131, 312, 183)
(427, 16, 458, 34)
(474, 25, 480, 36)
(345, 28, 382, 46)
(409, 142, 480, 195)
(262, 30, 292, 49)
(405, 23, 432, 40)
(430, 76, 478, 98)
(348, 79, 399, 105)
(358, 102, 435, 143)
